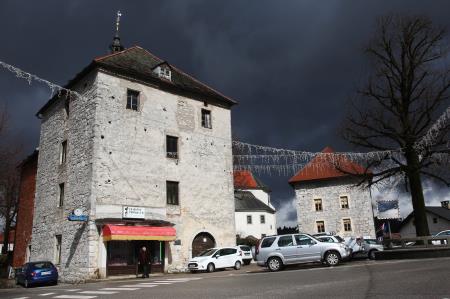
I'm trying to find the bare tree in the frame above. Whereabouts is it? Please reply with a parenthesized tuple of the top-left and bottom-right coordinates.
(0, 106, 21, 254)
(343, 15, 450, 236)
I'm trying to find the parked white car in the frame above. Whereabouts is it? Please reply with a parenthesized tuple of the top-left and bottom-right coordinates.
(346, 237, 383, 259)
(236, 245, 253, 265)
(187, 247, 243, 273)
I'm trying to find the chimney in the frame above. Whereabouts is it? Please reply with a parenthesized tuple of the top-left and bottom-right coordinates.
(441, 201, 449, 209)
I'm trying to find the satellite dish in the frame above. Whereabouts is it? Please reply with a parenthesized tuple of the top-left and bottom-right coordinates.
(74, 208, 83, 216)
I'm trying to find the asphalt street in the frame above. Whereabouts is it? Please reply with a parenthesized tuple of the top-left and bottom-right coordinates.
(1, 258, 449, 299)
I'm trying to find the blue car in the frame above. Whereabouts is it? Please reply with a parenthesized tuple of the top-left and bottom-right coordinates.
(15, 261, 58, 288)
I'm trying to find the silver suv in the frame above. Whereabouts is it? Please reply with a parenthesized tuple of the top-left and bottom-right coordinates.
(255, 234, 350, 271)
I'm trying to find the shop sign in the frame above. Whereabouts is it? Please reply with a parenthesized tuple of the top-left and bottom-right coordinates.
(68, 208, 88, 221)
(122, 206, 145, 219)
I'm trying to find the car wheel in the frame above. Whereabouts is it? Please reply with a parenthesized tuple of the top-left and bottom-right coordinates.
(369, 250, 377, 260)
(244, 260, 251, 265)
(24, 279, 29, 288)
(234, 261, 242, 270)
(325, 251, 340, 266)
(207, 263, 215, 273)
(267, 257, 283, 272)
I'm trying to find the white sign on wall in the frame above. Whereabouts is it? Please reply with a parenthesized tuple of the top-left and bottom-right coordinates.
(122, 206, 145, 219)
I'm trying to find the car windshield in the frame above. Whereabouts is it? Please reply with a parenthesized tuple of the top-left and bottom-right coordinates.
(32, 262, 53, 269)
(335, 236, 345, 242)
(198, 249, 217, 256)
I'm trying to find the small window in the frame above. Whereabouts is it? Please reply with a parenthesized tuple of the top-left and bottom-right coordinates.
(340, 196, 349, 209)
(277, 235, 294, 247)
(201, 109, 212, 129)
(166, 136, 178, 159)
(433, 217, 438, 224)
(60, 140, 67, 164)
(126, 89, 139, 111)
(260, 215, 265, 224)
(314, 198, 323, 211)
(166, 181, 179, 205)
(159, 66, 171, 81)
(261, 237, 276, 248)
(247, 215, 252, 224)
(316, 221, 325, 233)
(55, 235, 62, 265)
(58, 183, 65, 207)
(343, 218, 352, 232)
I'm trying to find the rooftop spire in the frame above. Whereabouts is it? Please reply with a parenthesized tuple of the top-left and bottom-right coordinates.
(109, 10, 124, 53)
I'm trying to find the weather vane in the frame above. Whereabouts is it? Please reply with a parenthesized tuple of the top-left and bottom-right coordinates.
(116, 10, 122, 33)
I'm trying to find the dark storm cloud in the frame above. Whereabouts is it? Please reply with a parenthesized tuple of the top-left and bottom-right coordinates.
(1, 1, 449, 225)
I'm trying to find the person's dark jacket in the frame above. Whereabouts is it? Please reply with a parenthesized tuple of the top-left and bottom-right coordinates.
(139, 249, 150, 265)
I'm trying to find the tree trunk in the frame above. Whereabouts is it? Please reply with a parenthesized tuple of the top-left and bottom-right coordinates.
(405, 149, 430, 236)
(1, 220, 11, 255)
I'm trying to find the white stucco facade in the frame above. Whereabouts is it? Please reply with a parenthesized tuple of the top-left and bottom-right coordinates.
(31, 61, 236, 282)
(235, 211, 276, 238)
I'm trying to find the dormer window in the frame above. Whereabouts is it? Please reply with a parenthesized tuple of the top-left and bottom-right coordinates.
(153, 64, 172, 81)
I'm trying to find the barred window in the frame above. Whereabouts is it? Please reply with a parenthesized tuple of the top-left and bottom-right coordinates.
(316, 221, 325, 233)
(166, 136, 178, 159)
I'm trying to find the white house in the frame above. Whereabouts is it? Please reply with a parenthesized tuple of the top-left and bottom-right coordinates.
(30, 33, 237, 282)
(399, 201, 450, 237)
(234, 170, 276, 238)
(289, 147, 376, 238)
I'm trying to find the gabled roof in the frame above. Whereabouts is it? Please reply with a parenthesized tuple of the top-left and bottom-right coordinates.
(37, 46, 237, 116)
(401, 206, 450, 226)
(234, 170, 270, 192)
(288, 146, 367, 185)
(235, 191, 275, 214)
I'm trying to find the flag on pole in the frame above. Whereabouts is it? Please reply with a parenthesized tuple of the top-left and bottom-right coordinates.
(377, 200, 400, 219)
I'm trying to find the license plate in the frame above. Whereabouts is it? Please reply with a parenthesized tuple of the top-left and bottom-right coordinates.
(244, 253, 250, 255)
(41, 271, 51, 275)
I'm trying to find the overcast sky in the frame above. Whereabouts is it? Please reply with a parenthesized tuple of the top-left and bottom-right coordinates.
(1, 1, 449, 227)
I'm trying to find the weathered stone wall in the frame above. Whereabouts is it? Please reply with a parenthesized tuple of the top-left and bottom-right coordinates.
(90, 71, 236, 273)
(294, 178, 376, 238)
(31, 72, 98, 283)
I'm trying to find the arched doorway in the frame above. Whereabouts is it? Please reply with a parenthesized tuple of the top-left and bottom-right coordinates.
(192, 232, 215, 257)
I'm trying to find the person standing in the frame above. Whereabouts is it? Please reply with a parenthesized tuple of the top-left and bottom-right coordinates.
(138, 246, 150, 278)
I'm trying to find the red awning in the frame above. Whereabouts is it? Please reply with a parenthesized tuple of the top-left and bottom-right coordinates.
(102, 225, 176, 241)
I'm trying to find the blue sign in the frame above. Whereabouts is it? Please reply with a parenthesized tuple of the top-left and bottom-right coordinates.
(68, 214, 88, 221)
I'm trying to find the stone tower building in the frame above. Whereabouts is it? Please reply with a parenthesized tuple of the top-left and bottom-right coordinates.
(30, 43, 237, 282)
(289, 147, 376, 238)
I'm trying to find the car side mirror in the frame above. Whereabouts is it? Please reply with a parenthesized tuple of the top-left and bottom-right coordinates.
(310, 241, 316, 246)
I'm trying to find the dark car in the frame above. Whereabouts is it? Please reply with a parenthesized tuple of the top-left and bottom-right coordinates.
(15, 261, 58, 288)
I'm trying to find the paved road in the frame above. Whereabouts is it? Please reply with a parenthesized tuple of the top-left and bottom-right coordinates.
(1, 258, 450, 299)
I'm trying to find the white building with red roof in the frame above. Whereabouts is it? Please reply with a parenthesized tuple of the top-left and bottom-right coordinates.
(289, 147, 376, 238)
(234, 171, 277, 239)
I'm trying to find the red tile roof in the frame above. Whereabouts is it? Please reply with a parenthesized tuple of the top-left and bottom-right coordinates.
(288, 146, 367, 184)
(234, 170, 269, 190)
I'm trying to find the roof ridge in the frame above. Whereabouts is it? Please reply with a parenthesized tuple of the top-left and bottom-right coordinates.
(94, 45, 140, 62)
